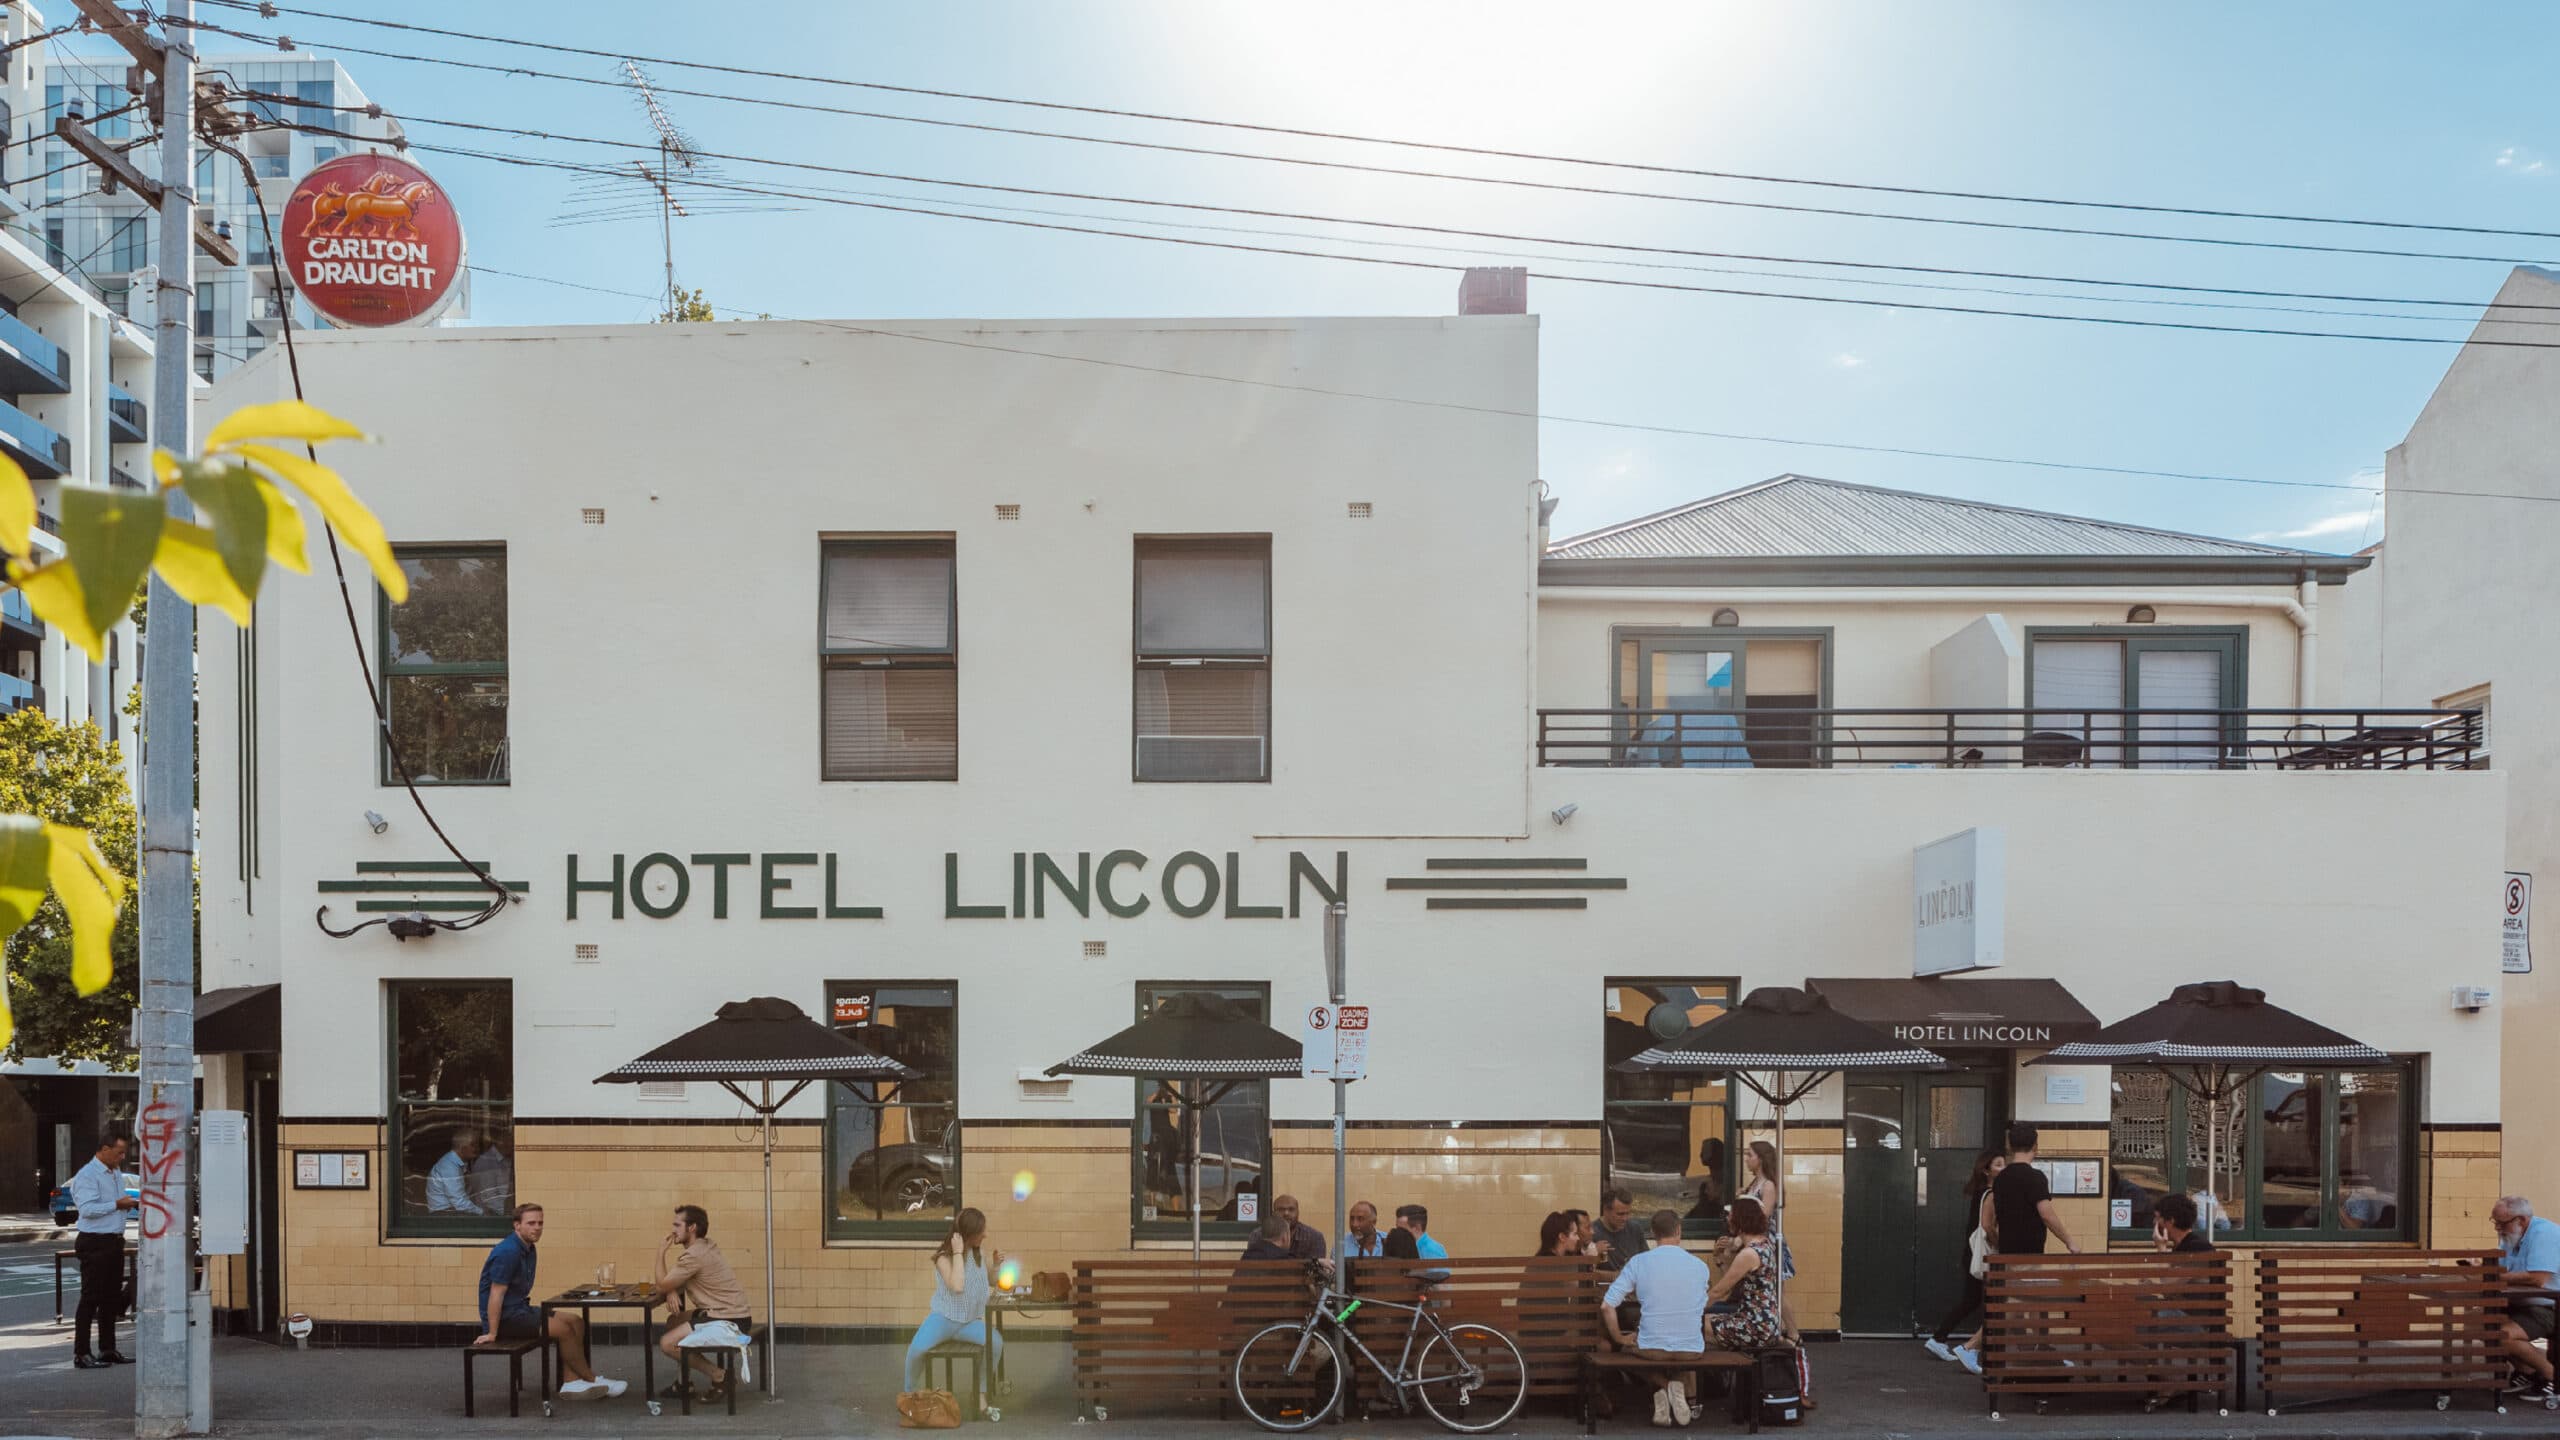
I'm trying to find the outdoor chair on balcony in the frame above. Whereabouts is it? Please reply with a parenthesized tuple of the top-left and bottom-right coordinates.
(2021, 731, 2087, 767)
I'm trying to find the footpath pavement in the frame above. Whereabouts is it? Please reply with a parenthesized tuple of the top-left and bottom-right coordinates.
(4, 1298, 2556, 1439)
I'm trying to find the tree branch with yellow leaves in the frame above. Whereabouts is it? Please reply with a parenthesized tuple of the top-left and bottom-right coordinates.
(0, 400, 399, 1051)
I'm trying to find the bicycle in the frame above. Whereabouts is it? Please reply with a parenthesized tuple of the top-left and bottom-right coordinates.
(1231, 1260, 1527, 1433)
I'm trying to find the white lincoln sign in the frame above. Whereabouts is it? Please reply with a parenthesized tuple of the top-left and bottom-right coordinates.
(1913, 827, 2005, 977)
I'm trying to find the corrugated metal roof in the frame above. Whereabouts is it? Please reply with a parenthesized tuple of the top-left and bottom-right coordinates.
(1547, 475, 2321, 561)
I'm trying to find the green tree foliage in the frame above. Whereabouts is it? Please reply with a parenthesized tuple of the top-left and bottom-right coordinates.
(0, 708, 155, 1064)
(657, 286, 716, 323)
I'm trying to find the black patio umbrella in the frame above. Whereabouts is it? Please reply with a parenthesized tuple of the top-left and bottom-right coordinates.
(597, 997, 917, 1400)
(2033, 981, 2386, 1230)
(1614, 986, 1946, 1317)
(1048, 992, 1304, 1261)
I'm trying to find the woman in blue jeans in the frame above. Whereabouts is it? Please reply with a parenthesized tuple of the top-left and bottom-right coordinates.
(903, 1208, 1004, 1391)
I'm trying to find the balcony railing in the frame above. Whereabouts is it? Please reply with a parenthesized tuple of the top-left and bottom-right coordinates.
(106, 382, 146, 443)
(2, 585, 37, 630)
(1537, 707, 2485, 772)
(110, 467, 148, 491)
(0, 672, 38, 711)
(0, 307, 69, 396)
(0, 396, 71, 478)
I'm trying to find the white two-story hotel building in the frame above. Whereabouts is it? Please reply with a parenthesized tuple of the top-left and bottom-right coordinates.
(193, 301, 2504, 1343)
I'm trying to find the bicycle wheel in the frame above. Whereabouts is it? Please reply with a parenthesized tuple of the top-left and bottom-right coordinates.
(1232, 1322, 1345, 1433)
(1413, 1322, 1527, 1433)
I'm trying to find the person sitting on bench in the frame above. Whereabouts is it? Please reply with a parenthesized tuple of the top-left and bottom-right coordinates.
(476, 1203, 624, 1400)
(902, 1208, 1005, 1393)
(1599, 1208, 1711, 1428)
(649, 1204, 753, 1401)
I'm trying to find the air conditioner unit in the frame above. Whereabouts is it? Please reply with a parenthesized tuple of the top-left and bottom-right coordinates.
(2452, 986, 2494, 1012)
(1134, 734, 1266, 782)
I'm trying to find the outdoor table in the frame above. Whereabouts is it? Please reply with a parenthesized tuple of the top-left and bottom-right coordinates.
(53, 1243, 136, 1326)
(538, 1283, 661, 1413)
(985, 1286, 1060, 1384)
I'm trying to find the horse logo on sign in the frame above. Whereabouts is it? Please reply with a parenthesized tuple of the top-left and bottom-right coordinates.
(299, 172, 441, 239)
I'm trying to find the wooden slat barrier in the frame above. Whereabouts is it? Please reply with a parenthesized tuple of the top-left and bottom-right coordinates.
(1069, 1259, 1316, 1418)
(1343, 1256, 1604, 1402)
(2256, 1249, 2507, 1413)
(1981, 1251, 2236, 1417)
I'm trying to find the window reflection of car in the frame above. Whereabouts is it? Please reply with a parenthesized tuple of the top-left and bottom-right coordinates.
(1844, 1111, 1903, 1150)
(843, 1125, 956, 1217)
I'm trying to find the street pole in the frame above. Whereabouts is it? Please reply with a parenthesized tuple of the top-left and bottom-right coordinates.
(1323, 904, 1347, 1245)
(137, 2, 198, 1433)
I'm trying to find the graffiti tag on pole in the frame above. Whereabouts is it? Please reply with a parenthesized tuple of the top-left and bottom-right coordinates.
(136, 1098, 184, 1240)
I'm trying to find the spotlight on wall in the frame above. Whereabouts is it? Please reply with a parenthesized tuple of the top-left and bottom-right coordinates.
(363, 809, 388, 834)
(1550, 802, 1579, 825)
(2126, 605, 2158, 624)
(1711, 607, 1741, 627)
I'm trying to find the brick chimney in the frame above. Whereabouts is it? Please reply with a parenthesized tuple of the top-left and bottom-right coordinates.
(1458, 266, 1528, 315)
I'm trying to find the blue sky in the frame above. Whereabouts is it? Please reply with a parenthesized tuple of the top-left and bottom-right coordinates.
(101, 2, 2560, 546)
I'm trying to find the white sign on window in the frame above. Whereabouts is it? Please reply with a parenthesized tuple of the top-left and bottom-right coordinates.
(2504, 873, 2533, 975)
(1913, 828, 2005, 977)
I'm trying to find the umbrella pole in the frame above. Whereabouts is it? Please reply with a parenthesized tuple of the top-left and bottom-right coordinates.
(763, 1079, 780, 1401)
(1771, 1071, 1789, 1324)
(1190, 1081, 1204, 1265)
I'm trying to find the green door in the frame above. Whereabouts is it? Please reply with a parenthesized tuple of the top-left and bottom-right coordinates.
(1841, 1073, 1999, 1335)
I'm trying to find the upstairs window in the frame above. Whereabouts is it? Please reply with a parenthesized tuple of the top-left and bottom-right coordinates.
(1134, 537, 1270, 782)
(1614, 631, 1825, 768)
(820, 538, 956, 780)
(379, 546, 508, 785)
(2027, 628, 2244, 769)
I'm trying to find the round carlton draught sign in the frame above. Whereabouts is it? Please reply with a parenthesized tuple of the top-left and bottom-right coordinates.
(281, 153, 464, 327)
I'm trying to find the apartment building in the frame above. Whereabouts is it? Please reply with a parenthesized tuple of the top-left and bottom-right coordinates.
(193, 308, 2502, 1342)
(1, 3, 426, 379)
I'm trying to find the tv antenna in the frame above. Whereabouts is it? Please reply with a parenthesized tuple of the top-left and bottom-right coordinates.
(549, 61, 798, 317)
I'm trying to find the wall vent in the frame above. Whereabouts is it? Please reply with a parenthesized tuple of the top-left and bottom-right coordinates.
(1082, 939, 1107, 958)
(573, 943, 600, 962)
(580, 507, 606, 525)
(1346, 502, 1373, 519)
(995, 503, 1022, 521)
(637, 1080, 686, 1102)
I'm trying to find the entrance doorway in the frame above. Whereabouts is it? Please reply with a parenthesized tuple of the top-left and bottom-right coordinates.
(1839, 1068, 2004, 1335)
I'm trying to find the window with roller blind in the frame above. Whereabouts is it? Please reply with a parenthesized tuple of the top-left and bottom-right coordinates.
(1134, 537, 1271, 782)
(2025, 628, 2245, 769)
(820, 538, 958, 781)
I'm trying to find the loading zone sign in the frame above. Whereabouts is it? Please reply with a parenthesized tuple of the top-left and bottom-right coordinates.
(2505, 873, 2533, 974)
(1301, 1003, 1370, 1081)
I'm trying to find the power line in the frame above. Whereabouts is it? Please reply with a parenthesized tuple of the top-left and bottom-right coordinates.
(421, 141, 2560, 349)
(178, 13, 2560, 269)
(458, 262, 2550, 509)
(200, 0, 2560, 244)
(267, 94, 2560, 320)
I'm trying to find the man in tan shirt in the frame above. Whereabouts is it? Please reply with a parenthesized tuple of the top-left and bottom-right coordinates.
(650, 1204, 752, 1398)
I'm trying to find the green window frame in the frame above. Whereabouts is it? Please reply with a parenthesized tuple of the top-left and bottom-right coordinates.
(823, 981, 959, 1240)
(386, 980, 514, 1240)
(2106, 1062, 2416, 1243)
(1602, 978, 1739, 1240)
(377, 544, 509, 786)
(2024, 625, 2248, 769)
(1130, 981, 1272, 1242)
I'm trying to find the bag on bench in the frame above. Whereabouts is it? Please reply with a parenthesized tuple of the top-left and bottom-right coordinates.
(677, 1319, 753, 1386)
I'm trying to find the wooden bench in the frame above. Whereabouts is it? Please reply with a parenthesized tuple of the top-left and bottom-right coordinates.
(1067, 1258, 1315, 1419)
(1343, 1255, 1605, 1412)
(2257, 1249, 2507, 1415)
(1579, 1350, 1762, 1433)
(1981, 1250, 2236, 1420)
(462, 1336, 547, 1418)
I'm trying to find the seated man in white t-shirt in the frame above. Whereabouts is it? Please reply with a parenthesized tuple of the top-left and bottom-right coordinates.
(1599, 1208, 1713, 1428)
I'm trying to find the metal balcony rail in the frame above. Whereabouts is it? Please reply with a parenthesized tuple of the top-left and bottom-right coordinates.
(106, 382, 147, 439)
(0, 306, 69, 390)
(2, 586, 35, 627)
(1537, 707, 2485, 772)
(0, 398, 71, 477)
(0, 671, 38, 710)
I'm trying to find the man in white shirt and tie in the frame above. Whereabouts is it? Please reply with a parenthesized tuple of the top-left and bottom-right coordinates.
(70, 1133, 139, 1369)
